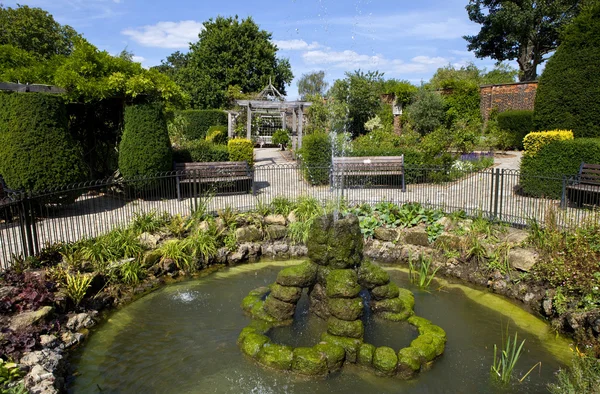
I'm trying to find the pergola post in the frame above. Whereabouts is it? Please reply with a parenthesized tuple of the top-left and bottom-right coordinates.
(246, 104, 252, 140)
(292, 108, 297, 135)
(298, 105, 304, 149)
(227, 112, 233, 138)
(281, 111, 286, 130)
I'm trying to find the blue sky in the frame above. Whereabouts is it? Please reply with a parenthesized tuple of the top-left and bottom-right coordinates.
(5, 0, 511, 99)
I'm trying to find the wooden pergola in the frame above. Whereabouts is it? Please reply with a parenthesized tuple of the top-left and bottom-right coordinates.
(232, 80, 312, 148)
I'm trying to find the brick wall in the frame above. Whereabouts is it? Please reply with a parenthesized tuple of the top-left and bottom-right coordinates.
(480, 81, 538, 121)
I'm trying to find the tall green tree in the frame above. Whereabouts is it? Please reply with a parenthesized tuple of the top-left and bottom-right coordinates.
(297, 70, 328, 100)
(464, 0, 581, 81)
(533, 2, 600, 137)
(164, 16, 293, 109)
(0, 4, 80, 59)
(329, 70, 384, 137)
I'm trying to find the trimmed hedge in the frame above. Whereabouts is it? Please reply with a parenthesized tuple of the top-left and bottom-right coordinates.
(533, 4, 600, 138)
(228, 138, 254, 167)
(497, 110, 534, 150)
(0, 92, 87, 192)
(299, 132, 332, 185)
(520, 138, 600, 198)
(118, 103, 172, 182)
(523, 130, 573, 157)
(206, 126, 228, 145)
(177, 109, 227, 140)
(173, 140, 229, 163)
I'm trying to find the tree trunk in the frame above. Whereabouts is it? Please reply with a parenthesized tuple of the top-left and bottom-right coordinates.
(517, 41, 538, 81)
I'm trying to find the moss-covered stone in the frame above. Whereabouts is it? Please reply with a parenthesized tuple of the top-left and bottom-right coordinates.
(314, 342, 346, 372)
(433, 233, 462, 250)
(371, 297, 405, 313)
(398, 288, 415, 311)
(264, 295, 296, 320)
(316, 265, 332, 285)
(276, 261, 318, 287)
(266, 225, 288, 240)
(242, 294, 262, 313)
(372, 346, 398, 376)
(257, 343, 294, 370)
(240, 332, 270, 358)
(410, 334, 438, 362)
(370, 282, 400, 300)
(321, 333, 362, 363)
(379, 310, 413, 322)
(403, 229, 430, 246)
(326, 270, 361, 298)
(357, 261, 390, 289)
(306, 214, 363, 268)
(328, 297, 363, 321)
(407, 315, 432, 330)
(327, 317, 364, 339)
(292, 347, 328, 376)
(357, 343, 375, 367)
(309, 283, 330, 319)
(397, 347, 422, 378)
(270, 283, 302, 303)
(236, 225, 263, 243)
(250, 301, 283, 325)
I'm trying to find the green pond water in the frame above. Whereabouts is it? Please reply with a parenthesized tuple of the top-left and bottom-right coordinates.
(69, 261, 572, 394)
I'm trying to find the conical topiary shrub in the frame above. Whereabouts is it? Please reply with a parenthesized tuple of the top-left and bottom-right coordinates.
(118, 102, 172, 190)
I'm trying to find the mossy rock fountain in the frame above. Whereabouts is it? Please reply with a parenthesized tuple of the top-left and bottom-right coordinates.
(238, 214, 446, 379)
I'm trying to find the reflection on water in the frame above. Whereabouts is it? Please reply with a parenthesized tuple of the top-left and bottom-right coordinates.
(69, 261, 571, 394)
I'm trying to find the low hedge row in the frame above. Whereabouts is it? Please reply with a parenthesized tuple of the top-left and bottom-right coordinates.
(228, 138, 254, 167)
(520, 138, 600, 198)
(497, 110, 534, 150)
(173, 140, 229, 163)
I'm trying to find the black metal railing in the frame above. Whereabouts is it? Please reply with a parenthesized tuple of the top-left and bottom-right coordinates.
(1, 164, 598, 269)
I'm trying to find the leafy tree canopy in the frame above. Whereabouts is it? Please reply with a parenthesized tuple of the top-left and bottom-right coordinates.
(381, 79, 418, 106)
(429, 62, 517, 89)
(297, 70, 328, 100)
(464, 0, 581, 81)
(0, 4, 80, 59)
(162, 16, 293, 109)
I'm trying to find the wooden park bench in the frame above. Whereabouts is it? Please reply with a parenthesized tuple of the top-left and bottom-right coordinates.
(331, 155, 406, 192)
(566, 162, 600, 207)
(174, 162, 254, 200)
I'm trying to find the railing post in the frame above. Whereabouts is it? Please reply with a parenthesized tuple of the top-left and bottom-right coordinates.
(560, 175, 567, 208)
(492, 168, 501, 221)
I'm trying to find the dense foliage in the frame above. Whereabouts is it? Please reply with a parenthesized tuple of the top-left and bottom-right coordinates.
(299, 132, 332, 185)
(227, 138, 254, 167)
(406, 89, 446, 135)
(533, 2, 600, 138)
(272, 129, 290, 149)
(297, 71, 328, 100)
(158, 16, 293, 109)
(522, 130, 574, 156)
(496, 110, 534, 150)
(464, 0, 581, 81)
(176, 109, 228, 140)
(173, 140, 229, 163)
(205, 126, 228, 145)
(520, 138, 600, 198)
(0, 92, 87, 192)
(118, 103, 172, 182)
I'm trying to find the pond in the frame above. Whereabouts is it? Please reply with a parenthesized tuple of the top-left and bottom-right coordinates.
(69, 261, 571, 394)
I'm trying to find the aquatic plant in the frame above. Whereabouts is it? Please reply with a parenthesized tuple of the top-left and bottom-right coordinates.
(218, 206, 240, 228)
(293, 196, 323, 221)
(287, 220, 313, 244)
(65, 272, 92, 306)
(157, 239, 194, 272)
(359, 216, 381, 238)
(166, 214, 191, 238)
(491, 330, 540, 384)
(185, 229, 218, 264)
(466, 234, 488, 264)
(270, 196, 296, 216)
(119, 260, 144, 286)
(408, 254, 439, 289)
(426, 222, 444, 243)
(486, 243, 511, 276)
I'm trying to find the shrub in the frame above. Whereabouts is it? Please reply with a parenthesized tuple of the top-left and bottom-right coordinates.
(173, 140, 229, 163)
(406, 89, 445, 135)
(0, 92, 87, 192)
(533, 3, 600, 138)
(272, 129, 290, 149)
(523, 130, 574, 157)
(520, 138, 600, 198)
(176, 109, 227, 140)
(118, 103, 172, 182)
(205, 125, 228, 145)
(497, 110, 534, 150)
(299, 132, 332, 185)
(228, 138, 254, 166)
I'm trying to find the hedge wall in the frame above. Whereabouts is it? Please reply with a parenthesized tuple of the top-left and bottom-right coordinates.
(206, 126, 228, 145)
(177, 109, 227, 140)
(533, 3, 600, 138)
(0, 92, 87, 192)
(520, 138, 600, 198)
(173, 140, 229, 163)
(300, 132, 332, 185)
(118, 103, 172, 182)
(522, 130, 573, 156)
(497, 110, 534, 150)
(228, 139, 254, 167)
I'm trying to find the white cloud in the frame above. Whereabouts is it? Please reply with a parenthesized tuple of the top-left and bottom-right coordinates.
(273, 39, 321, 51)
(122, 20, 204, 49)
(132, 55, 145, 63)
